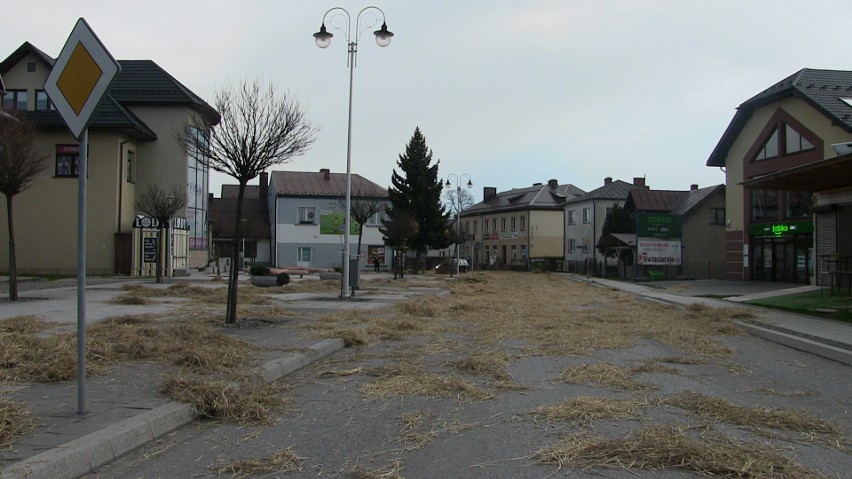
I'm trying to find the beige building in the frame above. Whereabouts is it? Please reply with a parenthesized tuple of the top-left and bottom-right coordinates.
(706, 69, 852, 282)
(460, 179, 584, 269)
(0, 42, 219, 275)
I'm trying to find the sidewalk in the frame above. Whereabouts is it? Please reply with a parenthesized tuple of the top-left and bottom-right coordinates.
(0, 270, 435, 479)
(578, 276, 852, 366)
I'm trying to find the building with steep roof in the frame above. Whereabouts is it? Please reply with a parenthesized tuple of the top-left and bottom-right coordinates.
(461, 179, 584, 269)
(614, 184, 726, 280)
(563, 177, 645, 271)
(209, 173, 272, 268)
(706, 68, 852, 283)
(0, 42, 219, 275)
(268, 168, 390, 270)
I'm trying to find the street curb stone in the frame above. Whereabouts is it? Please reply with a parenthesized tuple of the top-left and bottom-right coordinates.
(734, 321, 852, 366)
(0, 339, 346, 479)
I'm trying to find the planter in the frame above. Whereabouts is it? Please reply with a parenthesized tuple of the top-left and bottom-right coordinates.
(250, 276, 279, 287)
(319, 272, 342, 281)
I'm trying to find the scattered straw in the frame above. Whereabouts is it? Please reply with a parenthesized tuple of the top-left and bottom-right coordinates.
(0, 396, 38, 447)
(352, 459, 405, 479)
(449, 351, 513, 381)
(160, 376, 289, 424)
(317, 367, 363, 378)
(214, 447, 303, 477)
(398, 411, 477, 450)
(558, 362, 654, 392)
(531, 396, 648, 426)
(362, 363, 492, 401)
(661, 392, 842, 436)
(536, 424, 826, 478)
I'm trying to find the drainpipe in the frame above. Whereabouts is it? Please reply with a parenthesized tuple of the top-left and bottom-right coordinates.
(117, 139, 131, 232)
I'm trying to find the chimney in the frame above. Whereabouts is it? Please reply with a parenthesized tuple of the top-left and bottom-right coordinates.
(548, 179, 558, 189)
(483, 187, 497, 202)
(633, 177, 646, 188)
(604, 177, 612, 185)
(690, 184, 698, 191)
(320, 168, 330, 180)
(260, 172, 268, 198)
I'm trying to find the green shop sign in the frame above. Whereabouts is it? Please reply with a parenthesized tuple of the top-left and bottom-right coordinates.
(319, 210, 359, 235)
(748, 220, 813, 237)
(636, 213, 681, 239)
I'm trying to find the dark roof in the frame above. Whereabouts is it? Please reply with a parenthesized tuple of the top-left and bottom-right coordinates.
(464, 182, 585, 216)
(209, 197, 270, 240)
(625, 185, 724, 216)
(740, 153, 852, 192)
(1, 43, 219, 138)
(671, 185, 725, 215)
(566, 179, 638, 203)
(625, 189, 688, 212)
(707, 69, 852, 167)
(269, 170, 388, 198)
(221, 185, 261, 199)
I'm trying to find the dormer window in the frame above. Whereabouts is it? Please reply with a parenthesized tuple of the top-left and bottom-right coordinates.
(753, 120, 815, 162)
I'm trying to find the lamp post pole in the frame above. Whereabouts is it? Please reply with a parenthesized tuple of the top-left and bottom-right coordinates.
(314, 7, 393, 299)
(444, 174, 472, 276)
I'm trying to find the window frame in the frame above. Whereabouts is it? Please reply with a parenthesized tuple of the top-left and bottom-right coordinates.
(297, 206, 317, 225)
(567, 210, 576, 226)
(582, 207, 592, 224)
(2, 89, 27, 111)
(35, 90, 55, 111)
(55, 144, 80, 177)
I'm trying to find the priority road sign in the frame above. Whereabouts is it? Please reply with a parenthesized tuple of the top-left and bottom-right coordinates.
(44, 18, 120, 140)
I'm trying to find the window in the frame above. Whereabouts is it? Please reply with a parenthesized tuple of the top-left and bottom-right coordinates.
(568, 238, 576, 252)
(35, 90, 54, 111)
(187, 127, 209, 250)
(484, 219, 489, 233)
(2, 89, 27, 110)
(520, 216, 526, 231)
(501, 218, 506, 232)
(520, 244, 527, 259)
(473, 221, 478, 235)
(511, 216, 516, 231)
(126, 150, 136, 183)
(27, 62, 36, 72)
(55, 145, 80, 177)
(297, 207, 317, 224)
(297, 247, 312, 263)
(754, 128, 779, 161)
(567, 210, 576, 226)
(785, 124, 814, 154)
(511, 245, 517, 259)
(751, 189, 778, 220)
(582, 207, 592, 224)
(710, 207, 725, 225)
(786, 191, 811, 218)
(366, 211, 384, 226)
(491, 219, 496, 232)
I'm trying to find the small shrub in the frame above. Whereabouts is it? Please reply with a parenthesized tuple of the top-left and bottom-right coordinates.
(276, 272, 290, 286)
(250, 265, 271, 276)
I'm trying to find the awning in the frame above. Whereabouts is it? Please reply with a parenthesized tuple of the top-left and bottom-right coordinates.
(740, 154, 852, 192)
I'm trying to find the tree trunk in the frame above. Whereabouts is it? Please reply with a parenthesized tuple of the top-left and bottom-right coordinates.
(156, 227, 164, 284)
(6, 195, 17, 301)
(225, 181, 247, 324)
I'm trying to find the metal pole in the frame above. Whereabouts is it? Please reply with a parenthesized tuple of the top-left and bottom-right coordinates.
(456, 187, 461, 276)
(342, 40, 355, 299)
(77, 128, 88, 414)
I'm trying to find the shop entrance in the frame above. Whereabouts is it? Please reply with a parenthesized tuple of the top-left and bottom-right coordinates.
(751, 234, 811, 283)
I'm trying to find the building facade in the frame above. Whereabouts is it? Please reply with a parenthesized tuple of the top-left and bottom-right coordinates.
(461, 179, 584, 269)
(0, 42, 218, 275)
(706, 69, 852, 283)
(268, 169, 390, 270)
(564, 177, 644, 272)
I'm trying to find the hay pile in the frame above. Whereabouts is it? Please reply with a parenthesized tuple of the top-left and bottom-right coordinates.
(161, 376, 289, 424)
(214, 447, 303, 477)
(531, 396, 648, 426)
(536, 424, 826, 478)
(0, 396, 37, 447)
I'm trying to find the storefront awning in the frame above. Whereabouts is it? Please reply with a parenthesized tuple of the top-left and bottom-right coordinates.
(740, 154, 852, 192)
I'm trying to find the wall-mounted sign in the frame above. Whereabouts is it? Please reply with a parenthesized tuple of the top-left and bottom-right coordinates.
(133, 216, 189, 229)
(636, 213, 681, 239)
(142, 237, 158, 263)
(747, 220, 813, 237)
(637, 238, 682, 265)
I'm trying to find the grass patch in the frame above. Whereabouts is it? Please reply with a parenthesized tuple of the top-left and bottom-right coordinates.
(213, 447, 303, 477)
(536, 424, 827, 478)
(745, 290, 852, 323)
(0, 396, 38, 447)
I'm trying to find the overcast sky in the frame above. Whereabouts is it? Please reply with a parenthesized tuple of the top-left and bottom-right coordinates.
(3, 1, 851, 201)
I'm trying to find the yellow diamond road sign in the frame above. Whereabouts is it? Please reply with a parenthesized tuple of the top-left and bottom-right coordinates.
(44, 18, 120, 140)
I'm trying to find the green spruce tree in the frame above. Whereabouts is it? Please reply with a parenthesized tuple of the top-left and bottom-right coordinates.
(385, 127, 450, 272)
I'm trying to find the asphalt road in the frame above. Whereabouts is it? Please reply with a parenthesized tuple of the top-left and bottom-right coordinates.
(85, 285, 851, 479)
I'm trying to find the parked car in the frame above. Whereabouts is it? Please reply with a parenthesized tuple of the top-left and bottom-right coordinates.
(435, 258, 469, 274)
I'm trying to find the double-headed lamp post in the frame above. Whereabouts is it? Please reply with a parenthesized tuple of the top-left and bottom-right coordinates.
(314, 6, 393, 299)
(444, 174, 472, 275)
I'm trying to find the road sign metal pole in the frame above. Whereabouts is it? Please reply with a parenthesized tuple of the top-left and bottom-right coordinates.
(77, 128, 87, 414)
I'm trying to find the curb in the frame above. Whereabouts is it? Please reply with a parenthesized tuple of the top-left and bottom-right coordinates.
(734, 321, 852, 366)
(0, 338, 346, 479)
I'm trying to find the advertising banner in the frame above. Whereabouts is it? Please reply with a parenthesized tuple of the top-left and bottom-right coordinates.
(637, 238, 681, 265)
(636, 213, 681, 239)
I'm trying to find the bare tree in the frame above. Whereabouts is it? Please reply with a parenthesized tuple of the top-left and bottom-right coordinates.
(442, 186, 475, 268)
(339, 185, 386, 271)
(0, 112, 49, 300)
(179, 80, 318, 324)
(136, 185, 187, 284)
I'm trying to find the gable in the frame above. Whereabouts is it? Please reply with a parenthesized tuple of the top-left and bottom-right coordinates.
(743, 108, 823, 179)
